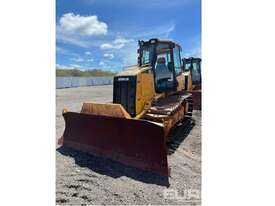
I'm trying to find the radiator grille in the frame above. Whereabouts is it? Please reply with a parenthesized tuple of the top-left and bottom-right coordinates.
(113, 76, 137, 117)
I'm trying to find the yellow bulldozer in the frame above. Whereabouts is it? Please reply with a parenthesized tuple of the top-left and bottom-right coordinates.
(58, 38, 195, 176)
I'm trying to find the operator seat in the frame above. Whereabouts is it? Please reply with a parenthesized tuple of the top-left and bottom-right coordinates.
(155, 57, 172, 91)
(155, 57, 171, 81)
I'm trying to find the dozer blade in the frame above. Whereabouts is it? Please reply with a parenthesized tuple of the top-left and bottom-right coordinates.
(59, 112, 169, 176)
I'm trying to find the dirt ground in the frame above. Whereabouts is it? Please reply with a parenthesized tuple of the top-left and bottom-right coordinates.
(56, 85, 201, 205)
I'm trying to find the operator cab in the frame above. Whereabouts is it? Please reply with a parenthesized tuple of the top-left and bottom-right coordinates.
(138, 38, 183, 93)
(182, 57, 201, 86)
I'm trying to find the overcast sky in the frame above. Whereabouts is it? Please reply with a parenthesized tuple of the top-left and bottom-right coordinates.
(56, 0, 201, 71)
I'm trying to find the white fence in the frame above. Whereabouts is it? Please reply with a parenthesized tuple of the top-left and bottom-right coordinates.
(56, 76, 113, 89)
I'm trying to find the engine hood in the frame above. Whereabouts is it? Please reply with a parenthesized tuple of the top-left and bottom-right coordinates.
(115, 65, 152, 77)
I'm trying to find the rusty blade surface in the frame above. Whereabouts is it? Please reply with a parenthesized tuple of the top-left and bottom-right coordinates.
(61, 112, 169, 176)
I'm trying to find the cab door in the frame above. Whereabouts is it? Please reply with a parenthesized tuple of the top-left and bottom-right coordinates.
(191, 60, 201, 85)
(173, 45, 184, 91)
(154, 43, 175, 93)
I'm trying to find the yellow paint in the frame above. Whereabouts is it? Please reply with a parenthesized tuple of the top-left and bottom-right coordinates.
(82, 66, 155, 119)
(81, 102, 131, 119)
(176, 74, 184, 91)
(135, 69, 155, 115)
(115, 65, 151, 76)
(115, 65, 156, 116)
(183, 71, 193, 91)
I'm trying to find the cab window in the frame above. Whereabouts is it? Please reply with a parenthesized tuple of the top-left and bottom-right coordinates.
(141, 45, 154, 65)
(191, 62, 201, 83)
(173, 46, 182, 76)
(154, 43, 175, 92)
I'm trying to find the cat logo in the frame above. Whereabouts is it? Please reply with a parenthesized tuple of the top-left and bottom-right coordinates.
(117, 77, 129, 81)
